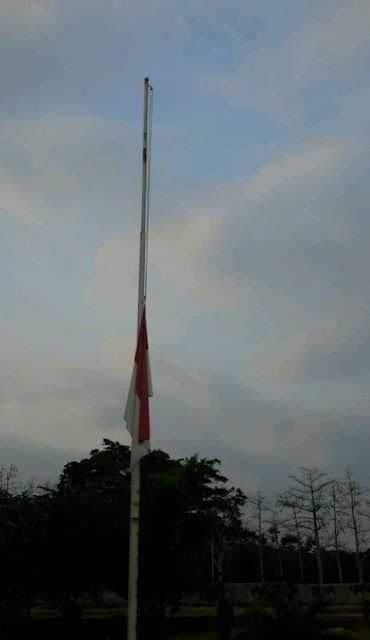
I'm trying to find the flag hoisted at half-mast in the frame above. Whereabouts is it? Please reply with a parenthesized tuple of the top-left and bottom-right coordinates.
(124, 306, 153, 468)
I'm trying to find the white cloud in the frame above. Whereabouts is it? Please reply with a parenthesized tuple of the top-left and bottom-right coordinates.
(296, 1, 370, 74)
(202, 1, 370, 118)
(242, 141, 351, 203)
(0, 333, 213, 460)
(1, 0, 59, 34)
(0, 113, 139, 226)
(87, 136, 356, 387)
(0, 176, 43, 224)
(89, 136, 352, 308)
(87, 203, 236, 344)
(84, 134, 369, 468)
(1, 355, 100, 451)
(88, 230, 138, 325)
(1, 0, 369, 491)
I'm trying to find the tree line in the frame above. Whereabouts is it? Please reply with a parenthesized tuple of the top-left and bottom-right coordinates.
(1, 440, 370, 618)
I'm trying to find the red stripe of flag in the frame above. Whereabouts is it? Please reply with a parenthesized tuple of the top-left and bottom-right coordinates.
(135, 307, 150, 443)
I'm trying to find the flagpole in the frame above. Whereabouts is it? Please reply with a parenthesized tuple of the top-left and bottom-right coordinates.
(127, 76, 151, 640)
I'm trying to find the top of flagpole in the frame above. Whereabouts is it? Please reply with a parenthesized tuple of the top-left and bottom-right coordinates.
(137, 77, 152, 332)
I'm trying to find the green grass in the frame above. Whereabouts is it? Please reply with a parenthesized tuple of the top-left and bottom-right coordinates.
(14, 603, 370, 640)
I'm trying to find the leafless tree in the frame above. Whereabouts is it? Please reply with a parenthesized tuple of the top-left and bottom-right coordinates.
(343, 468, 368, 583)
(0, 464, 18, 494)
(279, 491, 306, 582)
(286, 467, 332, 585)
(325, 479, 346, 583)
(247, 490, 269, 583)
(268, 507, 284, 579)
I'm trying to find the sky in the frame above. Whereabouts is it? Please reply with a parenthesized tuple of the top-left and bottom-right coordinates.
(1, 0, 369, 494)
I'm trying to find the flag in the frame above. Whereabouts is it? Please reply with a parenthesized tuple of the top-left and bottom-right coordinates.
(124, 306, 152, 468)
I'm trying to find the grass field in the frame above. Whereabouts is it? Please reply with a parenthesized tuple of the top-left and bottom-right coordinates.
(9, 603, 370, 639)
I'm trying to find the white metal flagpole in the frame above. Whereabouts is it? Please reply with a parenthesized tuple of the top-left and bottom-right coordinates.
(127, 76, 151, 640)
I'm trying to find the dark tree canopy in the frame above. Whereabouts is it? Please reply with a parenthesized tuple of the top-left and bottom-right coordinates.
(1, 445, 370, 622)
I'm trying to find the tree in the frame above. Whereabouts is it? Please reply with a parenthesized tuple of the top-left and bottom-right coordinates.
(57, 438, 131, 497)
(37, 442, 248, 611)
(153, 453, 246, 592)
(343, 468, 368, 583)
(285, 468, 332, 585)
(0, 467, 48, 625)
(0, 464, 18, 495)
(7, 442, 370, 624)
(326, 480, 345, 583)
(247, 491, 269, 583)
(237, 583, 334, 640)
(279, 492, 307, 582)
(40, 440, 133, 614)
(268, 508, 284, 580)
(210, 485, 246, 584)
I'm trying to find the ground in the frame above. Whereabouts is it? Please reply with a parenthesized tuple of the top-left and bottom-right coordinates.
(9, 603, 370, 639)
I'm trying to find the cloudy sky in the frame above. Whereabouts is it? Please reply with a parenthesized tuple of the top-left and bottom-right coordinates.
(1, 0, 369, 493)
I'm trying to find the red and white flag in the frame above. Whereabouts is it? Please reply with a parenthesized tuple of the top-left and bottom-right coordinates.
(124, 307, 152, 468)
